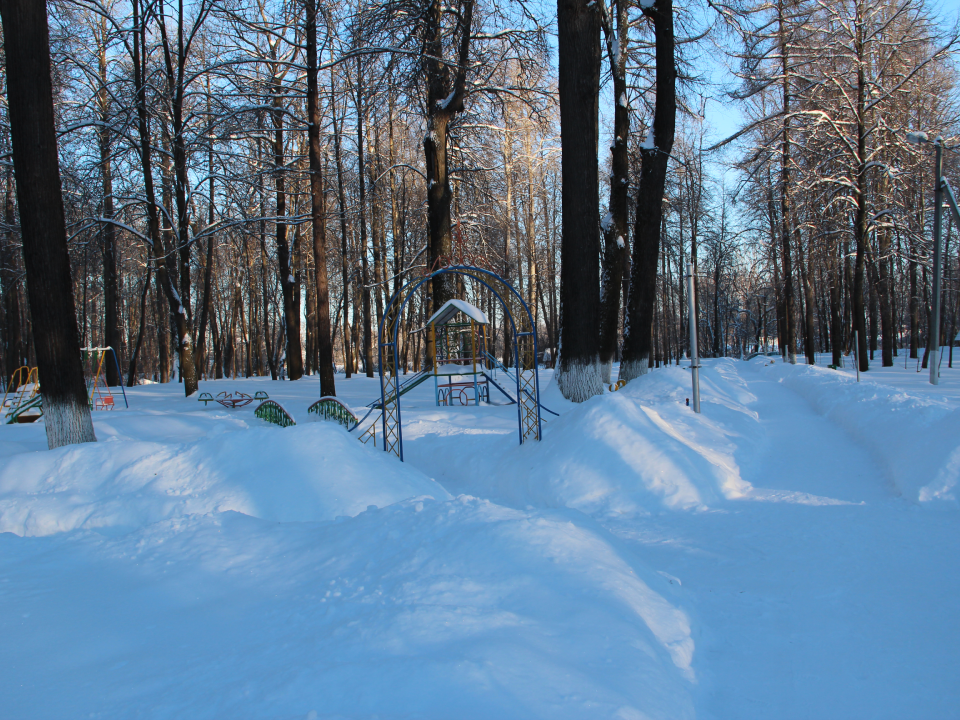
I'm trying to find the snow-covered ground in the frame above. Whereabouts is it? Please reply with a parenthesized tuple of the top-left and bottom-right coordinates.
(1, 356, 958, 718)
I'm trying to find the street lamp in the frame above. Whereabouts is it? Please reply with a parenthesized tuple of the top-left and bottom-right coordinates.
(686, 262, 701, 413)
(906, 131, 960, 385)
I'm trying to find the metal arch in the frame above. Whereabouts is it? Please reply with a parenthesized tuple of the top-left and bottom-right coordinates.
(379, 268, 524, 458)
(376, 265, 542, 461)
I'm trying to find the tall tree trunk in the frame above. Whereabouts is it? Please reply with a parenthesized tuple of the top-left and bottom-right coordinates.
(307, 0, 336, 395)
(555, 0, 603, 399)
(354, 63, 374, 378)
(331, 83, 353, 378)
(621, 0, 676, 382)
(1, 168, 25, 378)
(195, 105, 216, 378)
(877, 225, 894, 366)
(598, 0, 630, 384)
(851, 12, 869, 372)
(778, 0, 797, 364)
(797, 230, 816, 364)
(422, 0, 474, 311)
(0, 0, 96, 447)
(132, 0, 195, 395)
(830, 248, 843, 367)
(127, 267, 151, 387)
(271, 61, 303, 381)
(97, 18, 121, 386)
(502, 124, 514, 367)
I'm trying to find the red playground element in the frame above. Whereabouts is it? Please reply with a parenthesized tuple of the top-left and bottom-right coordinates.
(215, 392, 254, 408)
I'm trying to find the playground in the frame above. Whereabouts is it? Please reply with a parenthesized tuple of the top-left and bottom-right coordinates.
(1, 342, 960, 718)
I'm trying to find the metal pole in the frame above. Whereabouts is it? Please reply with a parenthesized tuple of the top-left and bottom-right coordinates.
(687, 262, 701, 413)
(931, 139, 943, 385)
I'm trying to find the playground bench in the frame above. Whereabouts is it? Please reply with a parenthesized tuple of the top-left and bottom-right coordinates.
(437, 379, 488, 406)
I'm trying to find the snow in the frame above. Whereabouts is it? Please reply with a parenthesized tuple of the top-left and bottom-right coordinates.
(641, 127, 656, 150)
(601, 210, 614, 232)
(427, 298, 489, 326)
(618, 93, 628, 108)
(0, 422, 443, 537)
(436, 89, 457, 110)
(1, 360, 959, 718)
(434, 362, 480, 376)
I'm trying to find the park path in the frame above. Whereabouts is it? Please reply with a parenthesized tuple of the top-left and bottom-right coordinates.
(600, 365, 960, 719)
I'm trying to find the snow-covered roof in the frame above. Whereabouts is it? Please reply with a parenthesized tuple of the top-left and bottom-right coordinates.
(427, 299, 489, 327)
(434, 363, 480, 376)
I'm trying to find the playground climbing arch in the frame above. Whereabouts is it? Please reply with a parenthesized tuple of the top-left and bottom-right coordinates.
(377, 265, 543, 461)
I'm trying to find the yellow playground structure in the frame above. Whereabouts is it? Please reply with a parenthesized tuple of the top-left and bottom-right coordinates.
(2, 366, 42, 423)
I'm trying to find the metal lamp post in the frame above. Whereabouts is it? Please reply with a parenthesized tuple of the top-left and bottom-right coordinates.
(686, 262, 701, 413)
(907, 131, 948, 385)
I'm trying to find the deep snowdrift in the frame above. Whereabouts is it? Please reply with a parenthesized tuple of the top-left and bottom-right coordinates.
(0, 421, 448, 536)
(424, 359, 854, 515)
(0, 384, 696, 719)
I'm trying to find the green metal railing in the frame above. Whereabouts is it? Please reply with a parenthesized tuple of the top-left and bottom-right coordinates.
(7, 394, 42, 424)
(254, 399, 296, 428)
(307, 396, 358, 429)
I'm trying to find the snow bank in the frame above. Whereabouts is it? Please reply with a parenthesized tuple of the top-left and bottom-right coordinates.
(0, 497, 695, 719)
(770, 362, 960, 503)
(472, 361, 758, 515)
(0, 422, 448, 536)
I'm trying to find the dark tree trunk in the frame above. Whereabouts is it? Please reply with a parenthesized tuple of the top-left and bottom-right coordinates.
(422, 0, 473, 311)
(354, 62, 374, 378)
(621, 0, 676, 382)
(598, 0, 630, 384)
(797, 231, 816, 364)
(331, 84, 352, 378)
(97, 22, 121, 386)
(195, 136, 216, 379)
(910, 208, 919, 357)
(877, 226, 894, 366)
(132, 0, 194, 393)
(307, 0, 337, 396)
(0, 0, 96, 447)
(1, 169, 25, 378)
(156, 4, 200, 393)
(830, 252, 843, 367)
(268, 60, 303, 381)
(554, 0, 603, 400)
(127, 267, 151, 387)
(778, 0, 797, 364)
(851, 22, 869, 372)
(211, 285, 223, 379)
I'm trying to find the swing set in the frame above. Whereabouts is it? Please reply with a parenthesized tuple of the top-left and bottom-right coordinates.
(82, 347, 129, 410)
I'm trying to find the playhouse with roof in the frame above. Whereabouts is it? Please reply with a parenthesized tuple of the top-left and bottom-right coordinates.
(427, 298, 492, 406)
